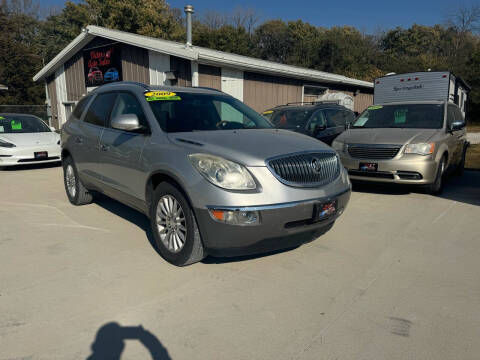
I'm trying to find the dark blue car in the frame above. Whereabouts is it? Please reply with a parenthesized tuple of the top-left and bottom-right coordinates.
(104, 68, 119, 82)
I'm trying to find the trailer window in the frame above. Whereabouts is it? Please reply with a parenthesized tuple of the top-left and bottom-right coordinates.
(353, 104, 444, 129)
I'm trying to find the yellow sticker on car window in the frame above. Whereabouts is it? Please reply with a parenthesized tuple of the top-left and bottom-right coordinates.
(368, 105, 383, 110)
(11, 120, 22, 130)
(145, 91, 181, 101)
(262, 110, 273, 114)
(0, 116, 4, 119)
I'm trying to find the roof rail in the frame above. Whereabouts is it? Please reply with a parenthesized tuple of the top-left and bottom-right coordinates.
(194, 86, 224, 93)
(285, 100, 341, 106)
(100, 81, 149, 89)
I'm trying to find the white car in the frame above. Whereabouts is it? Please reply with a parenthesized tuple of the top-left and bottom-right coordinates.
(0, 114, 61, 167)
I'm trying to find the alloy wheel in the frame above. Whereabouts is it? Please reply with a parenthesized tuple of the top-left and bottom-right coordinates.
(65, 164, 76, 198)
(156, 195, 187, 253)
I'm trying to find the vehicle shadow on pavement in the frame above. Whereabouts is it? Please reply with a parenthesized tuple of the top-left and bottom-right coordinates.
(352, 170, 480, 207)
(202, 246, 299, 264)
(0, 162, 61, 171)
(86, 322, 171, 360)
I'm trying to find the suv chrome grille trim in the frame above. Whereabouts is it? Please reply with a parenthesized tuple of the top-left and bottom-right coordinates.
(347, 144, 402, 160)
(266, 152, 340, 187)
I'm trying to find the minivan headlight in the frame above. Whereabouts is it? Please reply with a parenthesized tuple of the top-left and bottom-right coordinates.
(404, 143, 435, 155)
(189, 154, 256, 190)
(0, 139, 15, 148)
(331, 140, 344, 152)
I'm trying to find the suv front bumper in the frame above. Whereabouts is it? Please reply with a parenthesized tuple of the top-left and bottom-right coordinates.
(339, 153, 438, 184)
(194, 187, 351, 257)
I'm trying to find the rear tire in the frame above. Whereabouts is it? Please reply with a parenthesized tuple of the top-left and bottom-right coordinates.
(62, 156, 93, 205)
(425, 155, 446, 195)
(150, 182, 205, 266)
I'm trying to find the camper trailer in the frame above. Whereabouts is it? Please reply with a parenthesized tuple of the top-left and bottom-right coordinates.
(374, 71, 470, 117)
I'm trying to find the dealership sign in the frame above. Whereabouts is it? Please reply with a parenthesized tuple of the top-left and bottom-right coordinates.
(83, 43, 122, 86)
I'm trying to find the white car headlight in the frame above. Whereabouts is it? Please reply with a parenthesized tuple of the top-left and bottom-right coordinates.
(404, 143, 435, 155)
(189, 154, 256, 190)
(331, 140, 344, 152)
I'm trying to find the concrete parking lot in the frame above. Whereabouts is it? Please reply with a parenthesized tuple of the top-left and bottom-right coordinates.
(1, 164, 480, 360)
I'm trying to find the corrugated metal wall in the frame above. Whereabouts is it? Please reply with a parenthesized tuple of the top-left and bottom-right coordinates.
(64, 52, 85, 101)
(243, 72, 302, 112)
(170, 56, 192, 87)
(121, 44, 150, 84)
(198, 64, 221, 89)
(353, 93, 373, 113)
(46, 75, 59, 129)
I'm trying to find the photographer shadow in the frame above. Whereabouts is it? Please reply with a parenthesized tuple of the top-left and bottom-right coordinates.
(87, 322, 171, 360)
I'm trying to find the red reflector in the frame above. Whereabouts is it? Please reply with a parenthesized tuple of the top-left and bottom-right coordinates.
(407, 78, 411, 81)
(400, 79, 404, 82)
(442, 74, 447, 78)
(376, 81, 380, 84)
(415, 77, 419, 80)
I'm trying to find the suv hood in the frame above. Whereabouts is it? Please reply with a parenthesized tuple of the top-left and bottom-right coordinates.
(168, 129, 334, 166)
(0, 132, 58, 146)
(337, 128, 440, 145)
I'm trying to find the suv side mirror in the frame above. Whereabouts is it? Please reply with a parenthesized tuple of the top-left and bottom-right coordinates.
(450, 121, 465, 131)
(111, 114, 143, 132)
(312, 124, 326, 136)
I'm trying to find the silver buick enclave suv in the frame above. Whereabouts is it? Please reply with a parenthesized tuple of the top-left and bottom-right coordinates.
(61, 82, 351, 266)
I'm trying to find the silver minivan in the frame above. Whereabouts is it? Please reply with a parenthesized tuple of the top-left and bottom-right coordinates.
(61, 82, 351, 266)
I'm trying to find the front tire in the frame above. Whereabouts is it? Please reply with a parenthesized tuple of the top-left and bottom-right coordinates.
(62, 156, 93, 205)
(150, 182, 205, 266)
(425, 155, 446, 195)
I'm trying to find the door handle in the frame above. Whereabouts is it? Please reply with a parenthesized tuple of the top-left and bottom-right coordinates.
(100, 144, 110, 152)
(74, 136, 83, 144)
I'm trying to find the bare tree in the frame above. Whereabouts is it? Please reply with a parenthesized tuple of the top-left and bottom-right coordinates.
(203, 10, 228, 29)
(446, 2, 480, 34)
(232, 7, 260, 33)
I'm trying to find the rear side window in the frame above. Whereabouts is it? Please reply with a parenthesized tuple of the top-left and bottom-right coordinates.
(324, 109, 347, 127)
(71, 96, 91, 121)
(83, 93, 117, 127)
(110, 93, 149, 128)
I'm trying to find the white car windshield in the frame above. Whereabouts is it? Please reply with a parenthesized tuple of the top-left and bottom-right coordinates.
(0, 114, 51, 134)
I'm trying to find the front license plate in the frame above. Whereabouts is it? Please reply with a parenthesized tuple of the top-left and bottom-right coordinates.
(34, 151, 48, 159)
(313, 200, 337, 222)
(359, 162, 378, 172)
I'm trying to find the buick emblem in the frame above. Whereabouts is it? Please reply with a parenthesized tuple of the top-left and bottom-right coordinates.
(310, 157, 322, 173)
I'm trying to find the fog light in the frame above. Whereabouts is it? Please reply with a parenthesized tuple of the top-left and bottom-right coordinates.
(208, 209, 260, 226)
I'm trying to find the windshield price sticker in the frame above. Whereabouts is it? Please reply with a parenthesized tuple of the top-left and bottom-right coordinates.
(145, 91, 181, 101)
(262, 110, 273, 114)
(368, 105, 383, 110)
(0, 116, 4, 120)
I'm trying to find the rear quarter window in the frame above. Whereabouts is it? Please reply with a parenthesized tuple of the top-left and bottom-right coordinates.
(83, 93, 117, 127)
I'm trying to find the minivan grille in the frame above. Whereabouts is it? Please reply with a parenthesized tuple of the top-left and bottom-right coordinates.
(347, 144, 401, 160)
(267, 152, 339, 187)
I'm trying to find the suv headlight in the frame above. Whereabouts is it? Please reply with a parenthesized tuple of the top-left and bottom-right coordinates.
(404, 143, 435, 155)
(189, 154, 256, 190)
(331, 140, 344, 152)
(0, 139, 15, 148)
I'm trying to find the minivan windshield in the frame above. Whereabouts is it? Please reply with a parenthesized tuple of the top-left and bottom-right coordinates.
(147, 92, 273, 132)
(0, 114, 51, 134)
(353, 104, 444, 129)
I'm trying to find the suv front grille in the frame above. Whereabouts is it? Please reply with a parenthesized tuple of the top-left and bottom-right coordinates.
(347, 144, 401, 160)
(267, 152, 339, 187)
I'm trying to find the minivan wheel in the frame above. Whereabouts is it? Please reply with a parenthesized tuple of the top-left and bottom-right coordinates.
(150, 182, 205, 266)
(425, 156, 446, 195)
(62, 156, 93, 205)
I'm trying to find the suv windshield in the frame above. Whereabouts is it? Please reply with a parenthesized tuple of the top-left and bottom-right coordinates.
(353, 104, 444, 129)
(0, 114, 51, 134)
(269, 108, 315, 129)
(147, 92, 273, 132)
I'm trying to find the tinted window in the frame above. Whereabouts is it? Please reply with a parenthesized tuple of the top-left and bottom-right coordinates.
(71, 96, 91, 121)
(270, 108, 315, 129)
(353, 104, 444, 129)
(344, 111, 355, 125)
(0, 114, 50, 134)
(307, 111, 326, 132)
(447, 105, 456, 128)
(148, 92, 272, 132)
(110, 92, 149, 128)
(324, 109, 348, 128)
(83, 93, 117, 127)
